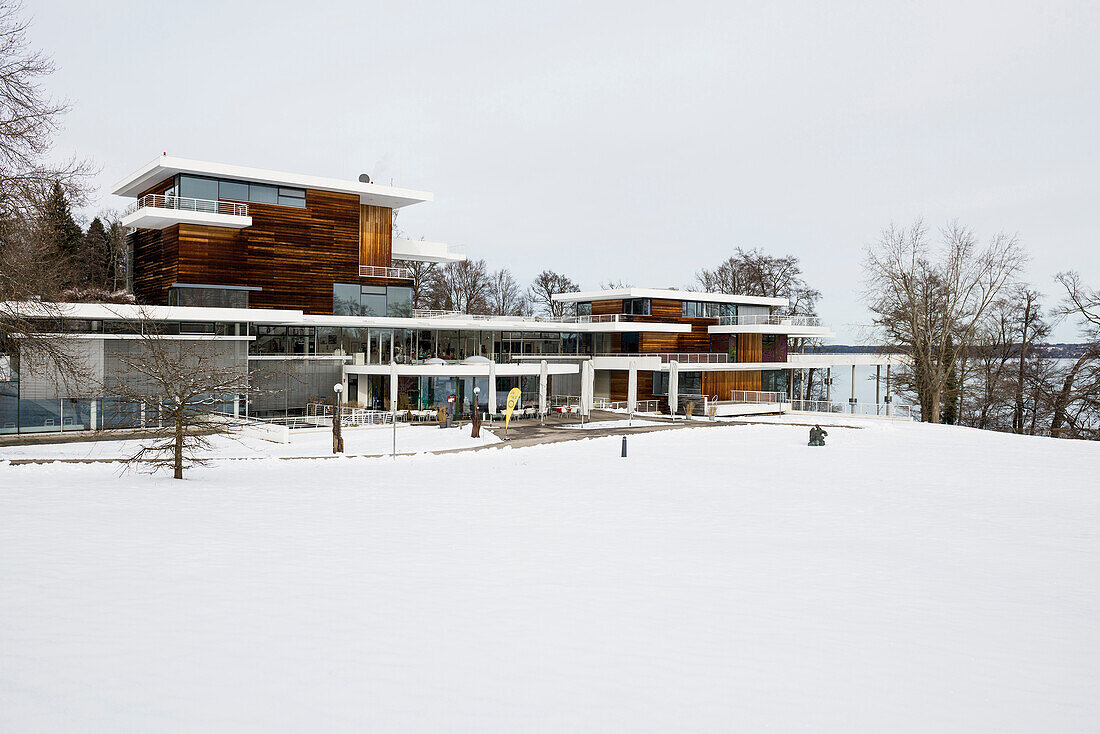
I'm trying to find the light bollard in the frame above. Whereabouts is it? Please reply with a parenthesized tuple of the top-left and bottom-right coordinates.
(621, 435, 627, 458)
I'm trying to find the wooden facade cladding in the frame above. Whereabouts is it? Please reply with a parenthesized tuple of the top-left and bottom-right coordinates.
(130, 187, 401, 314)
(591, 299, 623, 316)
(359, 205, 392, 268)
(131, 225, 178, 303)
(737, 334, 763, 363)
(703, 370, 762, 397)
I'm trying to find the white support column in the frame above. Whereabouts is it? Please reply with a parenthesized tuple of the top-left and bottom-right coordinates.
(668, 360, 679, 417)
(875, 365, 881, 414)
(538, 360, 548, 424)
(488, 360, 497, 415)
(90, 399, 98, 431)
(627, 360, 638, 420)
(850, 364, 857, 414)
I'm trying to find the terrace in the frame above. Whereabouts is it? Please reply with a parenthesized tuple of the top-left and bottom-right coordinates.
(121, 193, 252, 230)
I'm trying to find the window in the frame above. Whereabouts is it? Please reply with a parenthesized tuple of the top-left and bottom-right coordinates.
(333, 283, 362, 316)
(179, 175, 218, 201)
(623, 298, 651, 316)
(360, 285, 387, 317)
(682, 301, 697, 318)
(577, 302, 592, 317)
(620, 332, 640, 352)
(249, 184, 278, 205)
(720, 303, 736, 319)
(219, 180, 249, 201)
(386, 286, 412, 317)
(652, 371, 669, 395)
(278, 187, 306, 207)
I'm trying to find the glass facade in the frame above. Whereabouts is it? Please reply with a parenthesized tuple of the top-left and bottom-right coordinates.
(681, 301, 736, 319)
(178, 174, 306, 208)
(333, 284, 415, 317)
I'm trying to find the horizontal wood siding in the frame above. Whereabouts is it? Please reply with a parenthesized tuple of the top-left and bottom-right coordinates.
(359, 205, 392, 268)
(592, 299, 623, 316)
(135, 189, 376, 313)
(131, 226, 178, 305)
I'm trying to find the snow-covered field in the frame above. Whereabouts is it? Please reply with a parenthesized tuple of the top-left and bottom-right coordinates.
(0, 423, 499, 461)
(1, 420, 1098, 732)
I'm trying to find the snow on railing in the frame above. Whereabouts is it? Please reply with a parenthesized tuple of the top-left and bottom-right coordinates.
(125, 193, 248, 217)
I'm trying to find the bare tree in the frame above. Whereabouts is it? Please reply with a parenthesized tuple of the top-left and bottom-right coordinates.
(696, 249, 820, 315)
(488, 267, 529, 316)
(599, 278, 632, 289)
(394, 257, 439, 311)
(527, 270, 579, 319)
(102, 316, 253, 480)
(0, 0, 93, 393)
(863, 219, 1027, 423)
(432, 259, 492, 314)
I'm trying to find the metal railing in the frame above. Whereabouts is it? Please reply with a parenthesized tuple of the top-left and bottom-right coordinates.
(728, 390, 785, 404)
(125, 193, 249, 217)
(788, 399, 914, 419)
(562, 314, 638, 323)
(717, 314, 822, 327)
(359, 265, 413, 280)
(597, 352, 731, 363)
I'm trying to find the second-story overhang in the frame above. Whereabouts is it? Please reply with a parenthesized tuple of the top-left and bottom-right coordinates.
(121, 204, 252, 231)
(708, 322, 836, 338)
(552, 288, 788, 308)
(299, 314, 691, 334)
(112, 156, 433, 209)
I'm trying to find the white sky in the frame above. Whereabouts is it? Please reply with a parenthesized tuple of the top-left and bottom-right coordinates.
(32, 0, 1100, 342)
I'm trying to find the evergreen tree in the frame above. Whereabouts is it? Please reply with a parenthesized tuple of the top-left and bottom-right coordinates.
(38, 181, 82, 286)
(941, 335, 959, 425)
(79, 217, 110, 290)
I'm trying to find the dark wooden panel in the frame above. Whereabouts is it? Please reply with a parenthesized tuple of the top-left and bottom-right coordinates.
(592, 299, 623, 316)
(359, 205, 392, 268)
(608, 369, 655, 402)
(737, 334, 763, 363)
(704, 370, 761, 398)
(131, 225, 178, 305)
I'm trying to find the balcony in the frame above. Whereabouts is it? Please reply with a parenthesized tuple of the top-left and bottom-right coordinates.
(709, 313, 834, 338)
(121, 194, 252, 230)
(359, 265, 413, 280)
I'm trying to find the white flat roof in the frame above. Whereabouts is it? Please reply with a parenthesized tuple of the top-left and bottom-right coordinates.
(9, 302, 689, 333)
(552, 288, 788, 308)
(111, 156, 433, 209)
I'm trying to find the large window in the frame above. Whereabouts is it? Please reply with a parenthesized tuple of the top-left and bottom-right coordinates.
(620, 332, 640, 352)
(622, 298, 650, 316)
(178, 174, 306, 208)
(681, 300, 731, 319)
(333, 284, 417, 317)
(386, 286, 413, 317)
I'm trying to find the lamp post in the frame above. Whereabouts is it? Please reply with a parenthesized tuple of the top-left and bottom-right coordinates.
(472, 386, 482, 438)
(332, 383, 344, 454)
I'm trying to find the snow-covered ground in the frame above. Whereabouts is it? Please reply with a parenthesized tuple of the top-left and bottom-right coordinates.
(1, 420, 1098, 732)
(0, 423, 499, 461)
(560, 418, 668, 430)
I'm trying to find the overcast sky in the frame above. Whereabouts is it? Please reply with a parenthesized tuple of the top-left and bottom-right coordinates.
(31, 0, 1100, 341)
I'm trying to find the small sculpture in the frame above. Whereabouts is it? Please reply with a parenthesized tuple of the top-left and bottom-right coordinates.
(808, 424, 828, 446)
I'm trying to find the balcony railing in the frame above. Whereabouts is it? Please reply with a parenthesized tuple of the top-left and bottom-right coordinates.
(360, 265, 413, 280)
(124, 193, 249, 217)
(717, 314, 822, 327)
(562, 314, 638, 323)
(596, 352, 731, 363)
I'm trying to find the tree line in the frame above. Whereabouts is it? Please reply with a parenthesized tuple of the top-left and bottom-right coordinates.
(862, 219, 1099, 438)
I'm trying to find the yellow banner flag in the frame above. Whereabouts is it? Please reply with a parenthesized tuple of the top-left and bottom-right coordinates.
(505, 387, 522, 429)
